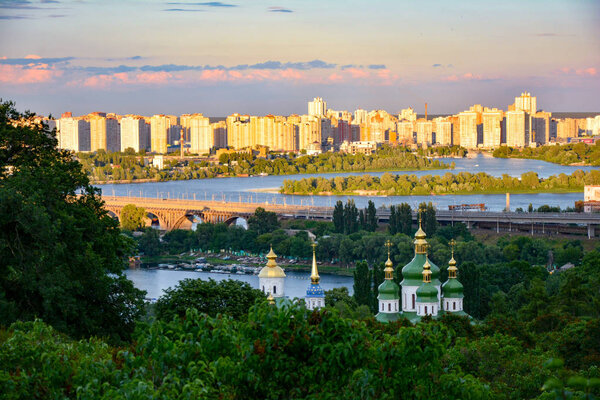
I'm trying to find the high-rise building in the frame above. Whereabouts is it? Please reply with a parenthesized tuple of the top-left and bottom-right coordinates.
(556, 118, 579, 140)
(416, 120, 433, 146)
(532, 111, 552, 144)
(397, 121, 414, 144)
(299, 115, 321, 150)
(353, 109, 367, 125)
(120, 116, 150, 152)
(189, 114, 212, 154)
(458, 111, 479, 149)
(586, 115, 600, 136)
(433, 118, 452, 145)
(89, 113, 120, 152)
(226, 114, 251, 149)
(150, 115, 172, 153)
(58, 117, 91, 152)
(506, 110, 530, 147)
(211, 121, 228, 149)
(308, 97, 327, 117)
(399, 107, 417, 122)
(515, 92, 537, 114)
(482, 109, 503, 148)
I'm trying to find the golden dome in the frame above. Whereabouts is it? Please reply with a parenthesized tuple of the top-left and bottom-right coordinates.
(385, 257, 393, 268)
(258, 246, 286, 278)
(422, 259, 432, 283)
(415, 226, 426, 239)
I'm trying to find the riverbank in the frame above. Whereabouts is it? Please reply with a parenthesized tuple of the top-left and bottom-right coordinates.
(280, 170, 599, 197)
(140, 253, 355, 276)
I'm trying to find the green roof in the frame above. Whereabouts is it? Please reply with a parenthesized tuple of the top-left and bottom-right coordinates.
(376, 312, 401, 323)
(401, 254, 441, 286)
(378, 279, 400, 300)
(442, 279, 464, 298)
(416, 282, 438, 303)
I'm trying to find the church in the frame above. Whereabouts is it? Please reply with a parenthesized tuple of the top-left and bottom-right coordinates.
(257, 219, 467, 321)
(376, 220, 468, 323)
(258, 242, 325, 310)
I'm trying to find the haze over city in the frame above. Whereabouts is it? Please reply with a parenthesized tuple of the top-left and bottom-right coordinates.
(1, 0, 599, 116)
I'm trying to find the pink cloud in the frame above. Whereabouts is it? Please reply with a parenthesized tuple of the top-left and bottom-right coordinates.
(344, 67, 370, 79)
(559, 67, 597, 77)
(81, 71, 173, 88)
(328, 72, 344, 82)
(25, 54, 42, 59)
(200, 69, 228, 81)
(442, 72, 483, 82)
(0, 64, 61, 84)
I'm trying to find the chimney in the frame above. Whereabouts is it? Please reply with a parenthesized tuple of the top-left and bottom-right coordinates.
(425, 103, 428, 120)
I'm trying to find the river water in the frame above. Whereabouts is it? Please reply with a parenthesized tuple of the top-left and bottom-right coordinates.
(125, 268, 354, 300)
(118, 155, 598, 299)
(98, 155, 599, 212)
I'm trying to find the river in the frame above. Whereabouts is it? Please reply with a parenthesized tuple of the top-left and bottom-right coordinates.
(125, 268, 354, 300)
(97, 155, 599, 211)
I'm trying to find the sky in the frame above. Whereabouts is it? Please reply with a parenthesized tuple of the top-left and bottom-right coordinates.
(1, 0, 599, 117)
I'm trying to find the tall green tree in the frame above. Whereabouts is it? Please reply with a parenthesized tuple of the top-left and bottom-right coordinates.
(419, 202, 437, 235)
(398, 203, 413, 235)
(120, 204, 147, 231)
(388, 205, 398, 234)
(353, 261, 372, 307)
(371, 262, 385, 312)
(0, 101, 145, 342)
(366, 200, 378, 232)
(343, 200, 359, 234)
(333, 200, 344, 233)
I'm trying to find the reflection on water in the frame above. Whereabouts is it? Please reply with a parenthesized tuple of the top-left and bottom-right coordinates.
(125, 268, 354, 300)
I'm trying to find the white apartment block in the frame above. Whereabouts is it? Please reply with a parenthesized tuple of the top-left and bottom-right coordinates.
(506, 110, 530, 147)
(58, 118, 91, 152)
(458, 111, 479, 149)
(120, 116, 150, 152)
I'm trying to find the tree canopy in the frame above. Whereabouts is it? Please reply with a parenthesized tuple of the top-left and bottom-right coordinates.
(0, 101, 145, 342)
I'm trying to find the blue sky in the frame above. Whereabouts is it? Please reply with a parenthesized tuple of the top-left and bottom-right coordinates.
(0, 0, 599, 116)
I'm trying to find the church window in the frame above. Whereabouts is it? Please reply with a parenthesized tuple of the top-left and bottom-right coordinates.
(453, 302, 456, 310)
(273, 285, 276, 294)
(388, 303, 391, 311)
(412, 294, 415, 309)
(425, 306, 428, 314)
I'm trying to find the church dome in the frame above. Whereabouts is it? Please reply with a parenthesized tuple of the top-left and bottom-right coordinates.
(258, 247, 286, 278)
(377, 279, 399, 300)
(442, 279, 464, 298)
(416, 282, 438, 303)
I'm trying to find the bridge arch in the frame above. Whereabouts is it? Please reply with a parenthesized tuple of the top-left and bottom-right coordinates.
(224, 215, 249, 229)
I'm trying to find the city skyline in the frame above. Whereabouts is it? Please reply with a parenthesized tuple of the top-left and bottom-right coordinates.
(1, 0, 599, 116)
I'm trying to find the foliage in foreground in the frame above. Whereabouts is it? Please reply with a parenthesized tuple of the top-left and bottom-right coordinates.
(1, 306, 491, 400)
(154, 278, 265, 321)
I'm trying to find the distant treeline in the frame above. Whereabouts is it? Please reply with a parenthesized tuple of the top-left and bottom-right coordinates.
(281, 169, 600, 196)
(493, 143, 600, 166)
(78, 145, 451, 183)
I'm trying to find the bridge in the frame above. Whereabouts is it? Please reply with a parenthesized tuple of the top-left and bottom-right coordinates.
(101, 196, 600, 238)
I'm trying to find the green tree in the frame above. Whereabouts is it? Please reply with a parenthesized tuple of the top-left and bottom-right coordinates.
(371, 262, 385, 312)
(333, 200, 344, 233)
(398, 203, 413, 235)
(388, 205, 398, 234)
(120, 204, 147, 231)
(344, 200, 359, 234)
(0, 101, 145, 342)
(138, 228, 162, 256)
(248, 207, 279, 235)
(353, 261, 372, 307)
(366, 200, 378, 232)
(155, 278, 265, 321)
(420, 202, 438, 235)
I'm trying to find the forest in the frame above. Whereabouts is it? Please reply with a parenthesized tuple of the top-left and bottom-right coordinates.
(77, 144, 450, 183)
(492, 143, 600, 166)
(281, 169, 600, 196)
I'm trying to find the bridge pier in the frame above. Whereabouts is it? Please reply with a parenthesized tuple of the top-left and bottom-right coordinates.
(589, 224, 596, 239)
